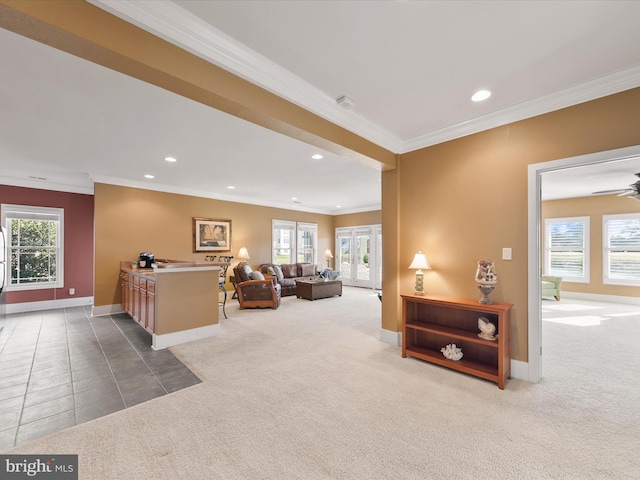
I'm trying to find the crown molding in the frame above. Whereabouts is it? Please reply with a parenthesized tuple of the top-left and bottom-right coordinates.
(89, 174, 372, 215)
(89, 0, 403, 154)
(0, 175, 94, 195)
(402, 64, 640, 153)
(90, 1, 640, 158)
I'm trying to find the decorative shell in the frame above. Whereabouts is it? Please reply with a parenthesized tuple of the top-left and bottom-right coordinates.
(475, 259, 498, 285)
(477, 317, 497, 340)
(441, 343, 463, 361)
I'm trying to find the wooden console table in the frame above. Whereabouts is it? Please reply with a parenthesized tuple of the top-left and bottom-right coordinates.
(401, 293, 512, 389)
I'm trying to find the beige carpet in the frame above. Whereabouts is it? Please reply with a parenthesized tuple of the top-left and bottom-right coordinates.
(8, 289, 639, 479)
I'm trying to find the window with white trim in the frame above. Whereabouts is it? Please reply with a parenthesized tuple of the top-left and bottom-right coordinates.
(272, 220, 295, 264)
(296, 222, 317, 263)
(603, 213, 640, 286)
(272, 220, 317, 264)
(1, 204, 64, 290)
(544, 216, 589, 283)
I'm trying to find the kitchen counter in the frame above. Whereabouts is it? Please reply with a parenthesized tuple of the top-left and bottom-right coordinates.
(119, 260, 222, 350)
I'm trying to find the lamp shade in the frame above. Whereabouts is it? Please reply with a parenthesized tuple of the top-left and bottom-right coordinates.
(409, 251, 431, 270)
(324, 249, 334, 260)
(237, 247, 250, 260)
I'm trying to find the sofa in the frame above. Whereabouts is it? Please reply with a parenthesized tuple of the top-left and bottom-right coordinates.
(541, 275, 562, 300)
(259, 263, 320, 297)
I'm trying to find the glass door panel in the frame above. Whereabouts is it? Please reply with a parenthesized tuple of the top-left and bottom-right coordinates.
(355, 230, 373, 288)
(337, 232, 352, 285)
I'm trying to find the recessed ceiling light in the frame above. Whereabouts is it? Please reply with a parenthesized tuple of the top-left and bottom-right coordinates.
(311, 154, 323, 160)
(164, 156, 177, 162)
(227, 186, 235, 190)
(291, 197, 298, 200)
(471, 90, 491, 102)
(335, 205, 342, 209)
(144, 174, 155, 179)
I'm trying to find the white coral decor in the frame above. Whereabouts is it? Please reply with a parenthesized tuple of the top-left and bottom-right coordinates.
(441, 343, 463, 361)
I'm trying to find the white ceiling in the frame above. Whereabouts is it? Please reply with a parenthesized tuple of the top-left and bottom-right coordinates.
(2, 0, 640, 212)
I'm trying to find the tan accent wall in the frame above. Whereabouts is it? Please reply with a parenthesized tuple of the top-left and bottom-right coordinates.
(94, 183, 334, 307)
(542, 194, 640, 297)
(333, 211, 381, 228)
(393, 88, 640, 361)
(155, 270, 219, 335)
(381, 167, 400, 332)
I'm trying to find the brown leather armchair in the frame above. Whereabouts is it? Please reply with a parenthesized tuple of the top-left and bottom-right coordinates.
(233, 265, 281, 310)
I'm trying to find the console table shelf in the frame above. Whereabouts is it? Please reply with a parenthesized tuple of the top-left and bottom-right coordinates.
(401, 293, 512, 389)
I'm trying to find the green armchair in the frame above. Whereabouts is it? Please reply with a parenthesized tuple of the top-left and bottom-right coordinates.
(541, 276, 562, 301)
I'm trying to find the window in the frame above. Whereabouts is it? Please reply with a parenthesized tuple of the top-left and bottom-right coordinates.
(1, 204, 64, 290)
(272, 220, 317, 264)
(544, 216, 589, 283)
(272, 220, 295, 264)
(603, 213, 640, 286)
(296, 223, 317, 263)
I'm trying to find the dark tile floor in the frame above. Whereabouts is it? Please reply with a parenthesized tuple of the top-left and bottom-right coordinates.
(0, 306, 201, 451)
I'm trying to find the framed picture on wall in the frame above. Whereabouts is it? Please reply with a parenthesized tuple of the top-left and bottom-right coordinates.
(193, 218, 231, 252)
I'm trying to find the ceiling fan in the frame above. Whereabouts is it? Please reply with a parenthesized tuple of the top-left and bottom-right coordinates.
(592, 173, 640, 200)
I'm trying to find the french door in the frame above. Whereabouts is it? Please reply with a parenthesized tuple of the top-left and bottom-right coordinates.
(336, 225, 381, 289)
(337, 230, 352, 284)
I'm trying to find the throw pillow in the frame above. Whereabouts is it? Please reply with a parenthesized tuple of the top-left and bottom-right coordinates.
(274, 265, 284, 281)
(266, 266, 276, 276)
(301, 263, 316, 276)
(240, 264, 253, 282)
(250, 271, 265, 281)
(281, 264, 297, 278)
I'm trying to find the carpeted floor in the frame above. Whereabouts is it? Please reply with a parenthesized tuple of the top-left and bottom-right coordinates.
(5, 289, 640, 479)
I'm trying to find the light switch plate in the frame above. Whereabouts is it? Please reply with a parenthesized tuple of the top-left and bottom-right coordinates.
(502, 248, 512, 261)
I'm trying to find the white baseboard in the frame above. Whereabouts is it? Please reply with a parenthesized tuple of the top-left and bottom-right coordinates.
(379, 328, 531, 383)
(6, 296, 94, 314)
(561, 291, 640, 305)
(92, 304, 221, 349)
(152, 324, 221, 350)
(510, 359, 529, 382)
(92, 303, 125, 317)
(379, 328, 401, 347)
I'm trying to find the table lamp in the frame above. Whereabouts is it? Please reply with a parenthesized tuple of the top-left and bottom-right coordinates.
(409, 251, 431, 295)
(237, 247, 250, 265)
(324, 249, 334, 268)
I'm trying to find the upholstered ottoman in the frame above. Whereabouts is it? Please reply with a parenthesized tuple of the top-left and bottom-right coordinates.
(295, 279, 342, 300)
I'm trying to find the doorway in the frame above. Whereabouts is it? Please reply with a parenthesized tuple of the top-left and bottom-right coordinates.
(527, 144, 640, 383)
(336, 225, 381, 289)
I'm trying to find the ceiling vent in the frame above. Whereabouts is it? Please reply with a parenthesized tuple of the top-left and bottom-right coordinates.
(336, 95, 356, 110)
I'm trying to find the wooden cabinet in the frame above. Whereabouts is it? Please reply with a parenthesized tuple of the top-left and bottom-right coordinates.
(401, 293, 512, 389)
(139, 278, 148, 328)
(126, 274, 134, 316)
(120, 270, 156, 333)
(120, 261, 221, 349)
(120, 272, 135, 317)
(119, 272, 130, 316)
(133, 276, 141, 322)
(146, 280, 155, 333)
